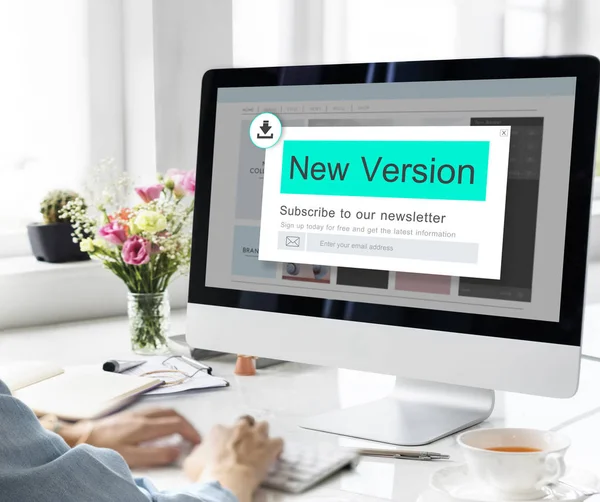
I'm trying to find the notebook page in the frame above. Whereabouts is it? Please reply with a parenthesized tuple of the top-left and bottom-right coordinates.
(14, 367, 160, 420)
(0, 361, 64, 392)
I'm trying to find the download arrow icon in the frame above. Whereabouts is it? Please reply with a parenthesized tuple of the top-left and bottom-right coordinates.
(250, 112, 281, 148)
(260, 121, 272, 134)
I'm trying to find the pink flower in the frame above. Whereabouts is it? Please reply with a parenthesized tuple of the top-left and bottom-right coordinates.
(165, 169, 189, 197)
(135, 184, 164, 203)
(98, 222, 128, 245)
(166, 168, 185, 183)
(165, 168, 185, 179)
(121, 236, 151, 265)
(181, 171, 196, 194)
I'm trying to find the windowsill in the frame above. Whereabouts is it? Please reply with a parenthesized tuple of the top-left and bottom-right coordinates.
(0, 229, 33, 258)
(0, 255, 189, 330)
(0, 256, 100, 276)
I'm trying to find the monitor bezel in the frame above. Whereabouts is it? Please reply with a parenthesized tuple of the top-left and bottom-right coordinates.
(190, 56, 599, 348)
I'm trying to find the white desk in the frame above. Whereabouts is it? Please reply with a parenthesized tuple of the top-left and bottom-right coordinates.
(2, 312, 600, 502)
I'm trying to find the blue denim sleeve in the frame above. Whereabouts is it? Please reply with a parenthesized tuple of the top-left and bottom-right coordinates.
(0, 379, 238, 502)
(136, 478, 239, 502)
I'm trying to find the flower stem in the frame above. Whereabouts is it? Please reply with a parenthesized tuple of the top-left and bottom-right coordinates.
(128, 293, 170, 353)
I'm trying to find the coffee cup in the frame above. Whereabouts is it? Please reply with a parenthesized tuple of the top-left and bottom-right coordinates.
(457, 428, 570, 500)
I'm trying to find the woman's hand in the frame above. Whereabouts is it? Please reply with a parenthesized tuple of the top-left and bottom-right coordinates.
(183, 417, 283, 502)
(65, 408, 201, 468)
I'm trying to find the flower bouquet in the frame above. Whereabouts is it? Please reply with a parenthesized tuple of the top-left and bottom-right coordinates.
(62, 167, 196, 354)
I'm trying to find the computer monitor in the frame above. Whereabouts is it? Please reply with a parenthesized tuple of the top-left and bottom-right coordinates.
(187, 57, 599, 446)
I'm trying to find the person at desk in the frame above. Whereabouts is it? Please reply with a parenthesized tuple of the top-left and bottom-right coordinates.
(0, 379, 283, 502)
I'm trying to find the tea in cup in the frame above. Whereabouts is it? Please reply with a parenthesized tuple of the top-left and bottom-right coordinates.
(457, 428, 570, 500)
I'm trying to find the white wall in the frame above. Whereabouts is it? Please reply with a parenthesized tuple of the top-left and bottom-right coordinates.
(454, 0, 504, 58)
(122, 0, 234, 179)
(122, 0, 158, 184)
(232, 0, 294, 66)
(577, 0, 600, 54)
(88, 0, 126, 172)
(153, 0, 233, 174)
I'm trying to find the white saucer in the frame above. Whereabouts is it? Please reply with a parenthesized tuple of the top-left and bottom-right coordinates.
(426, 463, 599, 502)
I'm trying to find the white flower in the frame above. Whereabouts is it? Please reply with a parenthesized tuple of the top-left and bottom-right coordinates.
(80, 238, 95, 253)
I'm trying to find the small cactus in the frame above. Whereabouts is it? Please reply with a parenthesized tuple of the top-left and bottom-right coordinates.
(40, 190, 83, 224)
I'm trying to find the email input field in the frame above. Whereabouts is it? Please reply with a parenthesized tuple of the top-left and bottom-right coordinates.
(277, 232, 479, 263)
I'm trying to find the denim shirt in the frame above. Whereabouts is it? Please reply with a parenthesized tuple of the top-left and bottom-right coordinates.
(0, 380, 238, 502)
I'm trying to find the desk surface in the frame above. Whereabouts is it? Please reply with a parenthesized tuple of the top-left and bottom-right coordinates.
(2, 312, 600, 502)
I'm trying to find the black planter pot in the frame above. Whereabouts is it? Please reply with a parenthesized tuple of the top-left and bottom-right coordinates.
(27, 222, 90, 263)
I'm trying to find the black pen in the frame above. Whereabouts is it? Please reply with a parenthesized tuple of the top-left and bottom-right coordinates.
(102, 360, 146, 373)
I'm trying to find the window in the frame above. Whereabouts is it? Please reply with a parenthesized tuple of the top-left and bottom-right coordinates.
(230, 1, 574, 67)
(232, 0, 294, 67)
(327, 0, 458, 63)
(503, 0, 600, 177)
(0, 1, 90, 238)
(0, 1, 124, 257)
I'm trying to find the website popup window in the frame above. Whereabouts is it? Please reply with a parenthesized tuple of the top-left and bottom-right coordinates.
(205, 78, 576, 322)
(259, 125, 511, 280)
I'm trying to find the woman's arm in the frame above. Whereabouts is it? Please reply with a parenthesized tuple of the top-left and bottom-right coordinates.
(38, 407, 202, 468)
(0, 380, 235, 502)
(38, 413, 85, 447)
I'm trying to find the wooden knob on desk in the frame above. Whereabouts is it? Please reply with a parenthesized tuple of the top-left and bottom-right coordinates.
(234, 355, 256, 376)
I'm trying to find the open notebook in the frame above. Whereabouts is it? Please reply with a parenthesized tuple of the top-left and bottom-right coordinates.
(0, 362, 161, 421)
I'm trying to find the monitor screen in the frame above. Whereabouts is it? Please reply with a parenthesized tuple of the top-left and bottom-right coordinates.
(203, 77, 576, 324)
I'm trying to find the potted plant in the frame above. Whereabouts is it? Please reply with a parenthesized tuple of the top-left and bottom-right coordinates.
(27, 190, 90, 263)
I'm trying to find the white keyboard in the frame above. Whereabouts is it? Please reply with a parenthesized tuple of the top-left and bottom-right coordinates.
(263, 441, 360, 494)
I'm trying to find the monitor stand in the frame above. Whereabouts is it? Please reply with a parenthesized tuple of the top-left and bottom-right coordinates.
(300, 378, 495, 446)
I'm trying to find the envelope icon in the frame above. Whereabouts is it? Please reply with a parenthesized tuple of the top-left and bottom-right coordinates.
(285, 236, 300, 247)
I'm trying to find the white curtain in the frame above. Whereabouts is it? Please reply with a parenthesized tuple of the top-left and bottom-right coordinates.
(232, 0, 600, 66)
(0, 0, 91, 231)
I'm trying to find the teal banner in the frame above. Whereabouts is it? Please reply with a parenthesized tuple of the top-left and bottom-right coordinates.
(280, 140, 490, 201)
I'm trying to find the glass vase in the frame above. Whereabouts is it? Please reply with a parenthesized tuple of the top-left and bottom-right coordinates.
(128, 292, 170, 355)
